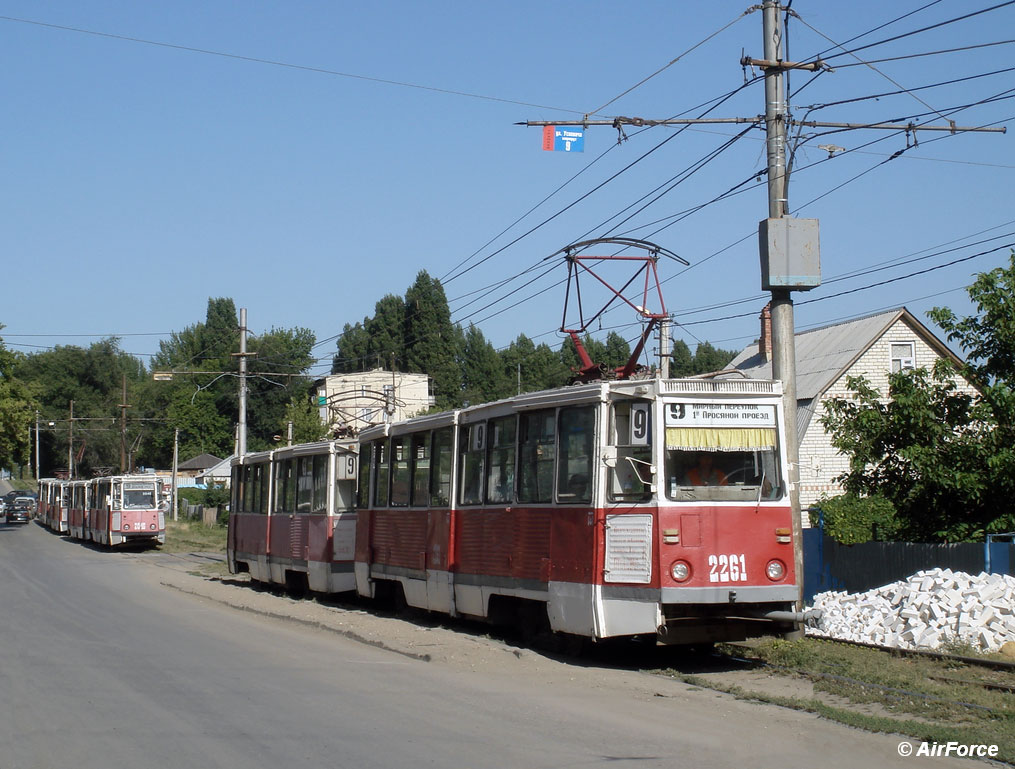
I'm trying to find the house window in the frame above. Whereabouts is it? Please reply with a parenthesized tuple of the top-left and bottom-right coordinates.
(891, 342, 915, 373)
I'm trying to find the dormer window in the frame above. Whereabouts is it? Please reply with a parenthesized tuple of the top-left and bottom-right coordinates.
(891, 342, 915, 373)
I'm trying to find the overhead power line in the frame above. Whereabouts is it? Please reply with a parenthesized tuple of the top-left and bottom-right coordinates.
(0, 15, 585, 114)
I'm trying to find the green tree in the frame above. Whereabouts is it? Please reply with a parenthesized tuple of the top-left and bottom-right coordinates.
(332, 321, 370, 374)
(0, 335, 35, 473)
(670, 339, 695, 377)
(822, 254, 1015, 542)
(460, 324, 509, 405)
(283, 393, 331, 444)
(16, 338, 146, 476)
(502, 334, 568, 393)
(813, 493, 902, 544)
(691, 341, 737, 375)
(366, 294, 406, 371)
(821, 367, 1002, 541)
(403, 271, 461, 410)
(245, 326, 317, 451)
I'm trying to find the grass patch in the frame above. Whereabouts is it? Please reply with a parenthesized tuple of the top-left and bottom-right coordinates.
(684, 637, 1015, 763)
(162, 519, 227, 554)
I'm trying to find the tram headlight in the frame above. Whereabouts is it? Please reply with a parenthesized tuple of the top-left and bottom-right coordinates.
(670, 560, 691, 582)
(766, 559, 786, 581)
(150, 523, 156, 530)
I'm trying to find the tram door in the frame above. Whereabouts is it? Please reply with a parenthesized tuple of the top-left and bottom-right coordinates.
(332, 450, 358, 563)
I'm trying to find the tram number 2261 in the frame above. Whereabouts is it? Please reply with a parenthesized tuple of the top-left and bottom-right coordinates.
(708, 553, 748, 583)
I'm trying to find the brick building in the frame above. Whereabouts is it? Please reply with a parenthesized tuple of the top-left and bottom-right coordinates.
(728, 306, 976, 522)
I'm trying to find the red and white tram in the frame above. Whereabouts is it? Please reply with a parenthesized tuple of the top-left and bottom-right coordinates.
(228, 377, 803, 645)
(62, 475, 166, 547)
(39, 478, 69, 533)
(87, 474, 166, 546)
(67, 480, 90, 541)
(228, 440, 359, 593)
(354, 377, 800, 644)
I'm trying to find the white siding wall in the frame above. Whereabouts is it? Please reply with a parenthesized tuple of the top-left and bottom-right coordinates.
(318, 370, 434, 433)
(797, 318, 977, 521)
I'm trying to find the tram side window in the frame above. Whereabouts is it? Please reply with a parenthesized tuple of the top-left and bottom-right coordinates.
(276, 458, 297, 512)
(295, 456, 313, 512)
(557, 407, 594, 503)
(608, 401, 653, 503)
(518, 410, 555, 503)
(485, 416, 516, 505)
(375, 440, 390, 507)
(312, 454, 328, 513)
(430, 427, 453, 507)
(458, 423, 486, 506)
(390, 437, 411, 506)
(410, 432, 431, 507)
(258, 465, 270, 514)
(233, 467, 244, 512)
(357, 443, 373, 509)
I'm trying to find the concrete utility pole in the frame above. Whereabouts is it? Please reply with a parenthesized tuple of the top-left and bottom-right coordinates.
(236, 308, 249, 457)
(119, 374, 129, 473)
(68, 400, 74, 480)
(34, 409, 40, 480)
(760, 0, 804, 619)
(171, 428, 179, 522)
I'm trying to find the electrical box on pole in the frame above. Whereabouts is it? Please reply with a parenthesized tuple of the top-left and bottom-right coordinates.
(760, 217, 821, 291)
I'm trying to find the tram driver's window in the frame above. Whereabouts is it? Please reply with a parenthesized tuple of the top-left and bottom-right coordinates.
(608, 401, 653, 503)
(664, 422, 782, 502)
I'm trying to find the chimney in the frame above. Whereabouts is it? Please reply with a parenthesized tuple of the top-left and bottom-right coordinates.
(759, 303, 773, 362)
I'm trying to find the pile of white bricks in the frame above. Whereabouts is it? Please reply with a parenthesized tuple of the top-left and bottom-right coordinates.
(807, 568, 1015, 652)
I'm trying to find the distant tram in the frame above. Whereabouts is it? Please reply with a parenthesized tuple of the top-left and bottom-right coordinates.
(229, 377, 803, 645)
(39, 478, 69, 533)
(41, 474, 167, 547)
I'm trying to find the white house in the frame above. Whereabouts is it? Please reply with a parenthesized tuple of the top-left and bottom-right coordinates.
(728, 306, 977, 521)
(315, 369, 434, 435)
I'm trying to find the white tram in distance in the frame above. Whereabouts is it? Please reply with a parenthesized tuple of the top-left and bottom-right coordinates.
(229, 377, 803, 645)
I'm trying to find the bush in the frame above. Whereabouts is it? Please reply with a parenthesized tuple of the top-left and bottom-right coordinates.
(813, 493, 902, 544)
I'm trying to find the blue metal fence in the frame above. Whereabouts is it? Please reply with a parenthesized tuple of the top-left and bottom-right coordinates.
(802, 528, 1015, 602)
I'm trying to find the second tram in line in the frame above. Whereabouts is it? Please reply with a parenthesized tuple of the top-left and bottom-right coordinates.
(229, 376, 802, 645)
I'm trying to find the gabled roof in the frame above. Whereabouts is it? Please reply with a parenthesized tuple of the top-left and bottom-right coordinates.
(196, 455, 235, 480)
(177, 453, 223, 471)
(727, 307, 964, 403)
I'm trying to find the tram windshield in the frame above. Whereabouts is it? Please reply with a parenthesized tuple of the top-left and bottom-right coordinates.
(662, 402, 783, 502)
(122, 483, 157, 509)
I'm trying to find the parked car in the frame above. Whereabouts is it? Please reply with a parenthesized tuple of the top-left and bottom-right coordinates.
(6, 497, 34, 524)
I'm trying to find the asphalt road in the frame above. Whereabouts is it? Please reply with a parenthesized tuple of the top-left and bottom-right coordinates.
(0, 522, 986, 769)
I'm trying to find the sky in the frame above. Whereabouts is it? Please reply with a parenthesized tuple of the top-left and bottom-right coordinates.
(2, 1, 1013, 379)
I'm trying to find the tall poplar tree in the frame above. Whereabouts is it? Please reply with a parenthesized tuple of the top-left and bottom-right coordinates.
(403, 271, 461, 410)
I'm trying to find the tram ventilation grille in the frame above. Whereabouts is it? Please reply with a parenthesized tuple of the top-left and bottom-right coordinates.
(661, 380, 781, 395)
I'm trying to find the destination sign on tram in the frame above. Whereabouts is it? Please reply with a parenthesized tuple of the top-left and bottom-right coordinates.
(665, 402, 776, 427)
